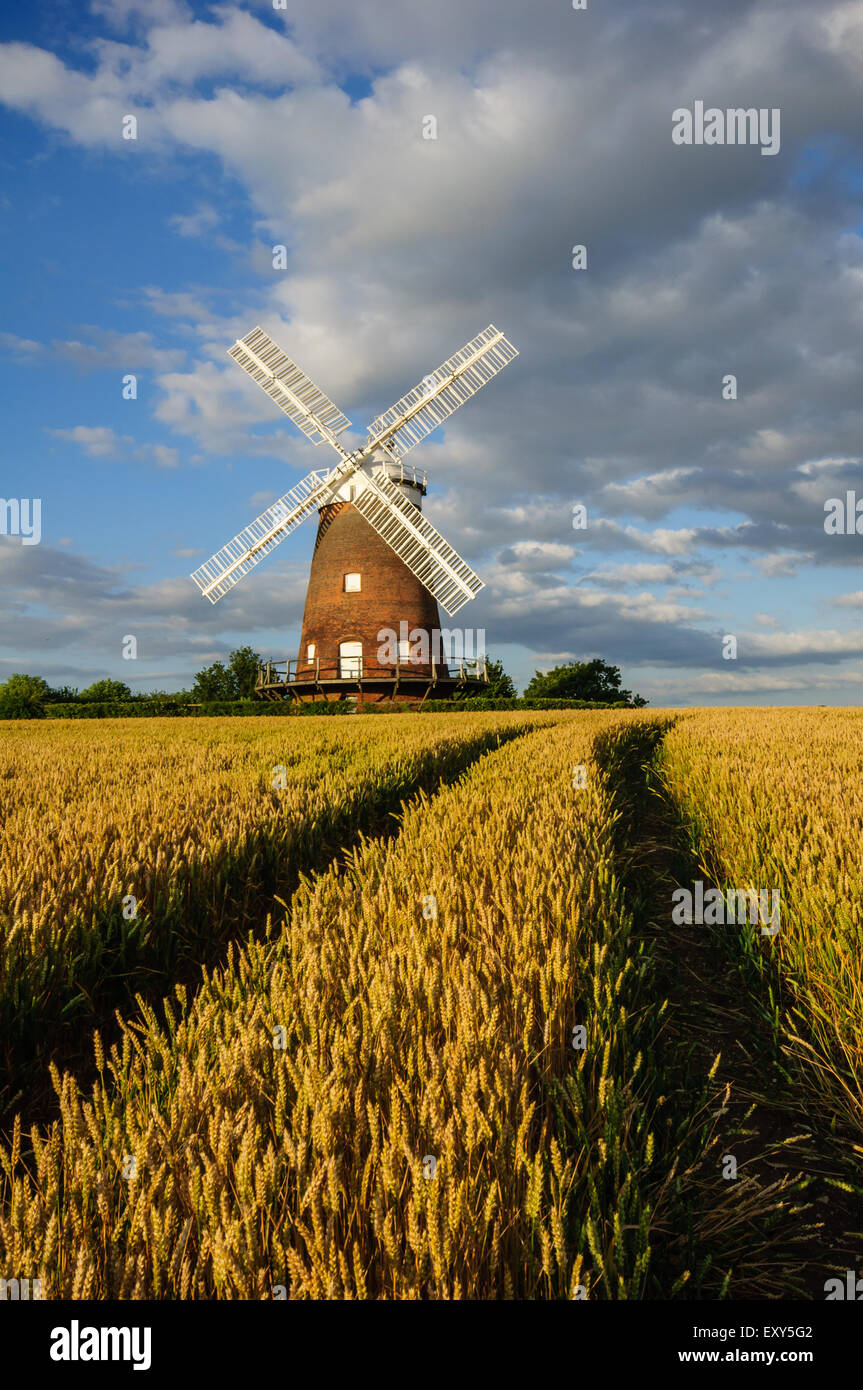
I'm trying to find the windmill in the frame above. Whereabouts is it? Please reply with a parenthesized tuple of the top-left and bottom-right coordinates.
(190, 323, 518, 705)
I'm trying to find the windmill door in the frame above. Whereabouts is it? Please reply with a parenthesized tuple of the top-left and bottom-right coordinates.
(339, 641, 363, 679)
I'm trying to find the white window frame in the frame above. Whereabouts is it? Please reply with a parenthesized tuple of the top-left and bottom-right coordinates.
(344, 572, 361, 592)
(339, 641, 363, 679)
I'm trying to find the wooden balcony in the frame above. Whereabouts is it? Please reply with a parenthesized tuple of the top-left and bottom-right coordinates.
(255, 656, 490, 706)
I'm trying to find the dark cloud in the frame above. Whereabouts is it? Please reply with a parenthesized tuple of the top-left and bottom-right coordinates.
(1, 0, 862, 697)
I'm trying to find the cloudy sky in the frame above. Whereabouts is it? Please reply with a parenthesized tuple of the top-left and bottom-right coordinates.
(1, 0, 862, 703)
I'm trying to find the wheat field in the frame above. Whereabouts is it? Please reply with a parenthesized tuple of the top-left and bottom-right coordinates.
(1, 712, 665, 1297)
(1, 707, 861, 1299)
(0, 712, 544, 1114)
(661, 707, 863, 1146)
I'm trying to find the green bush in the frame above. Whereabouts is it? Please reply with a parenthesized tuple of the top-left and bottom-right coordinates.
(0, 673, 51, 719)
(42, 699, 351, 719)
(418, 697, 632, 712)
(78, 678, 133, 702)
(524, 659, 647, 706)
(35, 695, 634, 721)
(198, 700, 345, 717)
(44, 702, 194, 719)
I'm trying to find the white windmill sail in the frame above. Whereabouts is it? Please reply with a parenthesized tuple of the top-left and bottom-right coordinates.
(365, 324, 518, 459)
(228, 327, 352, 448)
(193, 322, 517, 608)
(190, 467, 347, 603)
(353, 469, 483, 616)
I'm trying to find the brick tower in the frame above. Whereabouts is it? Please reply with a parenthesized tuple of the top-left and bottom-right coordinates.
(293, 460, 452, 706)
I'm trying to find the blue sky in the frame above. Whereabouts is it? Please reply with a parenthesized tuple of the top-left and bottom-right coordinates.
(1, 0, 862, 703)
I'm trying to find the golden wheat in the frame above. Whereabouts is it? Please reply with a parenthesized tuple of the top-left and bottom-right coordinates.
(661, 707, 863, 1143)
(0, 711, 660, 1299)
(0, 711, 554, 1110)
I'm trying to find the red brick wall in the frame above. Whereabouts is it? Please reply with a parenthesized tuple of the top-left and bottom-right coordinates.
(297, 501, 450, 679)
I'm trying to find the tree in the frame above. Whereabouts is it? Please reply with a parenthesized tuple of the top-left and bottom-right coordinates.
(480, 656, 517, 699)
(191, 662, 234, 702)
(227, 646, 261, 700)
(450, 654, 516, 701)
(524, 659, 646, 706)
(0, 673, 51, 718)
(79, 678, 132, 702)
(148, 688, 193, 705)
(45, 684, 79, 703)
(191, 647, 262, 702)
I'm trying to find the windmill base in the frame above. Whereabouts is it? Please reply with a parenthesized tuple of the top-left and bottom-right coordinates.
(255, 670, 489, 710)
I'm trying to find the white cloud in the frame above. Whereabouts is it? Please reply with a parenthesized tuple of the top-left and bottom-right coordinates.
(49, 425, 122, 458)
(600, 468, 700, 516)
(151, 443, 179, 468)
(621, 526, 698, 556)
(0, 12, 319, 148)
(587, 562, 677, 585)
(652, 665, 863, 697)
(169, 203, 220, 237)
(49, 426, 179, 468)
(755, 552, 814, 578)
(1, 326, 186, 372)
(745, 629, 863, 659)
(2, 0, 863, 691)
(0, 331, 41, 354)
(495, 541, 575, 569)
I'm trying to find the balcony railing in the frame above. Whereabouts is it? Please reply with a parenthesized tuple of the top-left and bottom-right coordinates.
(256, 656, 488, 687)
(371, 459, 427, 492)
